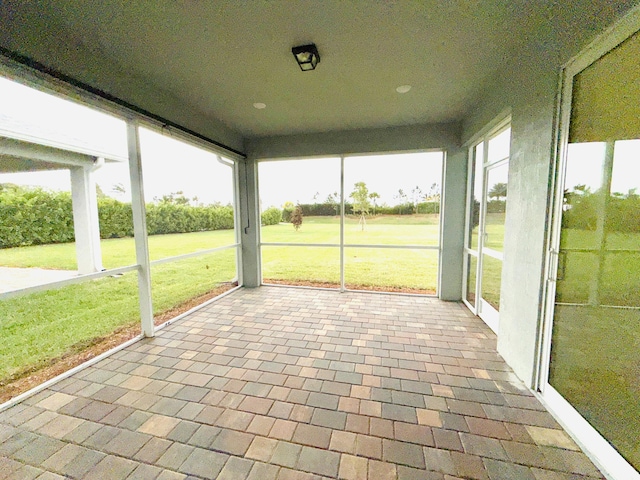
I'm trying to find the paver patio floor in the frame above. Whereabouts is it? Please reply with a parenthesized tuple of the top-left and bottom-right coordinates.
(0, 286, 604, 479)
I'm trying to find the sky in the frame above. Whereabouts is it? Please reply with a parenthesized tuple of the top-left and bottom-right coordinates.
(0, 76, 233, 205)
(0, 75, 637, 208)
(259, 152, 444, 209)
(566, 140, 639, 194)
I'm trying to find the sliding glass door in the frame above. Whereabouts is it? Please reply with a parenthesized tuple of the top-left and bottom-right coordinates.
(543, 24, 640, 476)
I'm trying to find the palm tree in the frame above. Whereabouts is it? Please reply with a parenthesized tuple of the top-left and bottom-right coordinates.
(369, 192, 380, 215)
(488, 182, 507, 201)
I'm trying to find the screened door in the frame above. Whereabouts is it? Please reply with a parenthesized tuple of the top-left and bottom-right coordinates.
(464, 123, 511, 333)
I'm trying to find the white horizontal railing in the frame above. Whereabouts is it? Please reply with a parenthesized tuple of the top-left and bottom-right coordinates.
(262, 242, 439, 250)
(344, 243, 438, 250)
(0, 264, 138, 300)
(261, 242, 340, 248)
(149, 243, 239, 265)
(0, 243, 240, 301)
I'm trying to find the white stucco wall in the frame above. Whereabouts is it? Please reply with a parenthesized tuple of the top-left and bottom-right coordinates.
(461, 1, 637, 386)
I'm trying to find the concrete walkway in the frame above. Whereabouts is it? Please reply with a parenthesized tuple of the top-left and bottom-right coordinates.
(0, 286, 604, 479)
(0, 266, 78, 293)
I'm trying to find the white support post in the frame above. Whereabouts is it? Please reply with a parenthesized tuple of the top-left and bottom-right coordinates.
(126, 120, 154, 337)
(340, 156, 345, 292)
(229, 157, 244, 287)
(239, 158, 261, 287)
(70, 160, 104, 274)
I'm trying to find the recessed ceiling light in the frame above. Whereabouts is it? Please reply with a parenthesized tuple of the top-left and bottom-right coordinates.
(253, 102, 267, 109)
(396, 85, 412, 94)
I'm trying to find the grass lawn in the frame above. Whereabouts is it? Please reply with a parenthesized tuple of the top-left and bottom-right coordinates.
(262, 214, 440, 291)
(0, 238, 237, 383)
(262, 214, 440, 246)
(0, 229, 236, 270)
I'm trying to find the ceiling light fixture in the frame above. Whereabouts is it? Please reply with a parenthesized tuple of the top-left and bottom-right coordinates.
(396, 85, 412, 93)
(291, 43, 320, 71)
(253, 102, 266, 109)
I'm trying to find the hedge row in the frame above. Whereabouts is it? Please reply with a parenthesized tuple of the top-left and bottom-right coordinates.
(280, 201, 441, 220)
(0, 186, 234, 248)
(563, 193, 640, 233)
(0, 187, 75, 248)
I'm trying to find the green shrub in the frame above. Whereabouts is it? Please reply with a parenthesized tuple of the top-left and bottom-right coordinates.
(98, 198, 133, 238)
(0, 185, 74, 247)
(376, 202, 440, 215)
(282, 206, 294, 222)
(0, 184, 236, 248)
(562, 191, 640, 233)
(261, 207, 282, 226)
(299, 202, 342, 216)
(146, 203, 234, 234)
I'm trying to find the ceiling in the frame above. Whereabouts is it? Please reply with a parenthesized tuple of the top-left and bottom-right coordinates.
(0, 1, 630, 143)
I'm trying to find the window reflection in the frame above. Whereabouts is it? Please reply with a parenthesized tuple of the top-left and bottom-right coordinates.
(549, 34, 640, 470)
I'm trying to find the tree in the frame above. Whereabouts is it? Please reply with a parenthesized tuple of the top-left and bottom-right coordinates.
(369, 192, 380, 215)
(291, 204, 303, 231)
(426, 182, 440, 201)
(350, 182, 371, 230)
(154, 191, 193, 205)
(112, 183, 127, 197)
(411, 186, 423, 213)
(325, 192, 340, 215)
(488, 182, 507, 201)
(394, 189, 408, 214)
(95, 184, 109, 199)
(282, 201, 295, 222)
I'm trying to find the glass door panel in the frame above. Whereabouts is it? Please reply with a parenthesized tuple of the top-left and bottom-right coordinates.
(547, 28, 640, 471)
(487, 127, 511, 163)
(549, 140, 640, 471)
(478, 156, 509, 331)
(462, 142, 483, 313)
(483, 161, 508, 253)
(480, 255, 502, 311)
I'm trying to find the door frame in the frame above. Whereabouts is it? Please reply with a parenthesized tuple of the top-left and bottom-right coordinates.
(537, 6, 640, 479)
(462, 117, 511, 334)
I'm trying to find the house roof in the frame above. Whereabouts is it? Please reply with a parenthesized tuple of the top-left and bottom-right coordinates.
(0, 113, 126, 173)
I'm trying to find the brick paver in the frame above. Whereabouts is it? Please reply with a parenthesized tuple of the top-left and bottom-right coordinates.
(0, 287, 606, 479)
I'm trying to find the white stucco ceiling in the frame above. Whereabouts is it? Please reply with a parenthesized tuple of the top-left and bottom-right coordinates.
(0, 1, 633, 142)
